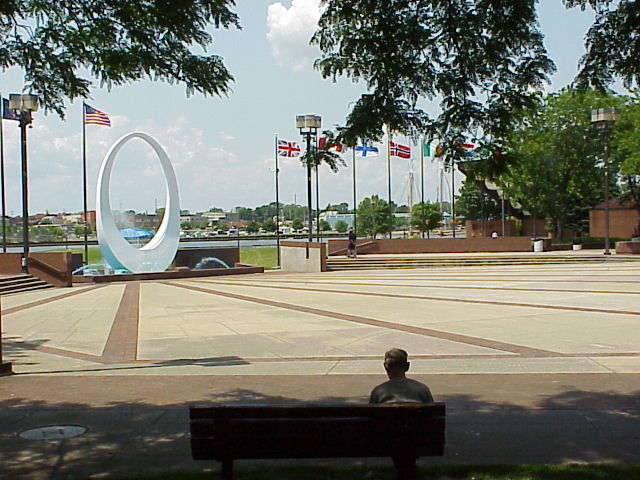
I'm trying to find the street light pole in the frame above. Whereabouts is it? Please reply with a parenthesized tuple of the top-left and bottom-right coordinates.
(296, 115, 321, 244)
(591, 107, 620, 256)
(9, 94, 38, 273)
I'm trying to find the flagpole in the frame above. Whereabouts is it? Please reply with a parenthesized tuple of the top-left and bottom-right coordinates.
(352, 146, 357, 235)
(420, 137, 425, 238)
(274, 134, 280, 267)
(387, 125, 392, 239)
(0, 95, 6, 252)
(82, 102, 89, 265)
(451, 157, 456, 238)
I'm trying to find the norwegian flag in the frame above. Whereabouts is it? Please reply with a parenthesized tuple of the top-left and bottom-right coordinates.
(389, 141, 411, 159)
(277, 139, 301, 157)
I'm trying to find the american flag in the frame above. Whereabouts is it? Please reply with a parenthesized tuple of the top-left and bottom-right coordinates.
(84, 103, 111, 127)
(277, 139, 301, 157)
(389, 141, 411, 159)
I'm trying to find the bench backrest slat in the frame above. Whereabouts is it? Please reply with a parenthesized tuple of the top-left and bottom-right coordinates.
(190, 403, 446, 461)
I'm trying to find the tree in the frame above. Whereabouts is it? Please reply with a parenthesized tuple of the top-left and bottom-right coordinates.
(208, 207, 224, 212)
(455, 181, 502, 222)
(565, 1, 640, 90)
(334, 220, 348, 233)
(501, 87, 623, 237)
(262, 219, 276, 232)
(313, 1, 554, 149)
(246, 221, 259, 234)
(612, 99, 640, 234)
(357, 195, 391, 238)
(300, 129, 345, 240)
(292, 218, 304, 231)
(410, 202, 441, 237)
(324, 202, 349, 213)
(319, 219, 331, 231)
(0, 0, 239, 116)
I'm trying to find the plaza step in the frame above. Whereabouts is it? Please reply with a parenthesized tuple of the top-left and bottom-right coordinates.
(326, 254, 640, 271)
(0, 274, 54, 295)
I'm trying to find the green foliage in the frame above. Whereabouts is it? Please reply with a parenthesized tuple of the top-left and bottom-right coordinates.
(501, 87, 624, 237)
(0, 0, 240, 116)
(88, 463, 640, 480)
(313, 1, 554, 148)
(565, 0, 640, 90)
(262, 219, 276, 232)
(324, 202, 349, 213)
(334, 219, 348, 233)
(291, 218, 304, 231)
(455, 181, 501, 221)
(245, 221, 259, 234)
(410, 202, 441, 236)
(319, 219, 331, 231)
(301, 130, 346, 172)
(356, 195, 391, 238)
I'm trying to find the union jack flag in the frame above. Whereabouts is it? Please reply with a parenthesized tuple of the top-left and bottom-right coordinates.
(277, 139, 301, 157)
(389, 141, 411, 159)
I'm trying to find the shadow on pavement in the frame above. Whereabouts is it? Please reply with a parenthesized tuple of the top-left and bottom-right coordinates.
(0, 383, 639, 480)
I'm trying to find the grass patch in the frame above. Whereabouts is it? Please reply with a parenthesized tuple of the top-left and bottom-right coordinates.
(240, 247, 278, 269)
(48, 246, 104, 264)
(96, 464, 640, 480)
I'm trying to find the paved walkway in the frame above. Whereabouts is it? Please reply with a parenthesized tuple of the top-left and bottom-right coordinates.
(1, 256, 639, 478)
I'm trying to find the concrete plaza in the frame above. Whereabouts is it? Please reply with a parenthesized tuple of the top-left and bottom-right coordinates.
(1, 256, 639, 478)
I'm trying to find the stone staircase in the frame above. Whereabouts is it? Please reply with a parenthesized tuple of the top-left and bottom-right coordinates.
(0, 274, 54, 295)
(326, 254, 640, 271)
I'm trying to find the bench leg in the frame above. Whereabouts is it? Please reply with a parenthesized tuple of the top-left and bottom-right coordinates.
(221, 459, 234, 480)
(393, 454, 416, 480)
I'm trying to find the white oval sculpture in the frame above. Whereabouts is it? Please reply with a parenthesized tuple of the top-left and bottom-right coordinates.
(96, 132, 180, 273)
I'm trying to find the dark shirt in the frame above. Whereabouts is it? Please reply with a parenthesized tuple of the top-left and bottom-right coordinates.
(369, 378, 434, 404)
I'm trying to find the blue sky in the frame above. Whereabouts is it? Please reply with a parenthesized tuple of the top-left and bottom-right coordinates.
(0, 1, 604, 216)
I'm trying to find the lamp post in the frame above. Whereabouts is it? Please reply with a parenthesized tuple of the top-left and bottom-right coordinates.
(296, 114, 321, 243)
(591, 107, 620, 256)
(8, 94, 38, 273)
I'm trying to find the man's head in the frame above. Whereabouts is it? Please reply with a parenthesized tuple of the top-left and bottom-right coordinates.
(383, 348, 410, 379)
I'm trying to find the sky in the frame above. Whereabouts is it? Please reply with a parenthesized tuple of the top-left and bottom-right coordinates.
(0, 0, 606, 216)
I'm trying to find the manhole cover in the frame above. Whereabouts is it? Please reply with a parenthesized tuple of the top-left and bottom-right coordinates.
(19, 425, 87, 440)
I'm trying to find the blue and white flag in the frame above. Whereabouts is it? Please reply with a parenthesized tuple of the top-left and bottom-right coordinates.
(355, 142, 379, 157)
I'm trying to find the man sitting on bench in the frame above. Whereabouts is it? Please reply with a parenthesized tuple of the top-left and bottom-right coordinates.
(369, 348, 433, 404)
(370, 348, 434, 478)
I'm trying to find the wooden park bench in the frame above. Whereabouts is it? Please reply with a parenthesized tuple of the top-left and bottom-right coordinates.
(190, 403, 446, 480)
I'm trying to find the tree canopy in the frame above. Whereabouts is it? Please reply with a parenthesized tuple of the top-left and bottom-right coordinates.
(564, 0, 640, 90)
(0, 0, 239, 116)
(313, 0, 554, 148)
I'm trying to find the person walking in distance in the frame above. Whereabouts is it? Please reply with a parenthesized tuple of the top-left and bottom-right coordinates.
(347, 228, 357, 258)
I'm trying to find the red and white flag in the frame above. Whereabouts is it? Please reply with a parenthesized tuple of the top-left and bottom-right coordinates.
(318, 136, 344, 153)
(389, 141, 411, 158)
(277, 139, 301, 157)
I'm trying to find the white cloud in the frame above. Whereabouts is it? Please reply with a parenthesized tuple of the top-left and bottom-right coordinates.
(266, 0, 322, 71)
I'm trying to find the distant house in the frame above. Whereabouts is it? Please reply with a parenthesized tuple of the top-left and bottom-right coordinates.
(590, 196, 639, 238)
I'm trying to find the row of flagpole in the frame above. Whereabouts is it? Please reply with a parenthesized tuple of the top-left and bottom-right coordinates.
(275, 129, 454, 241)
(0, 96, 110, 263)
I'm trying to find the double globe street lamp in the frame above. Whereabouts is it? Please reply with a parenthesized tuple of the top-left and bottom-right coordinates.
(8, 94, 39, 273)
(296, 114, 321, 243)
